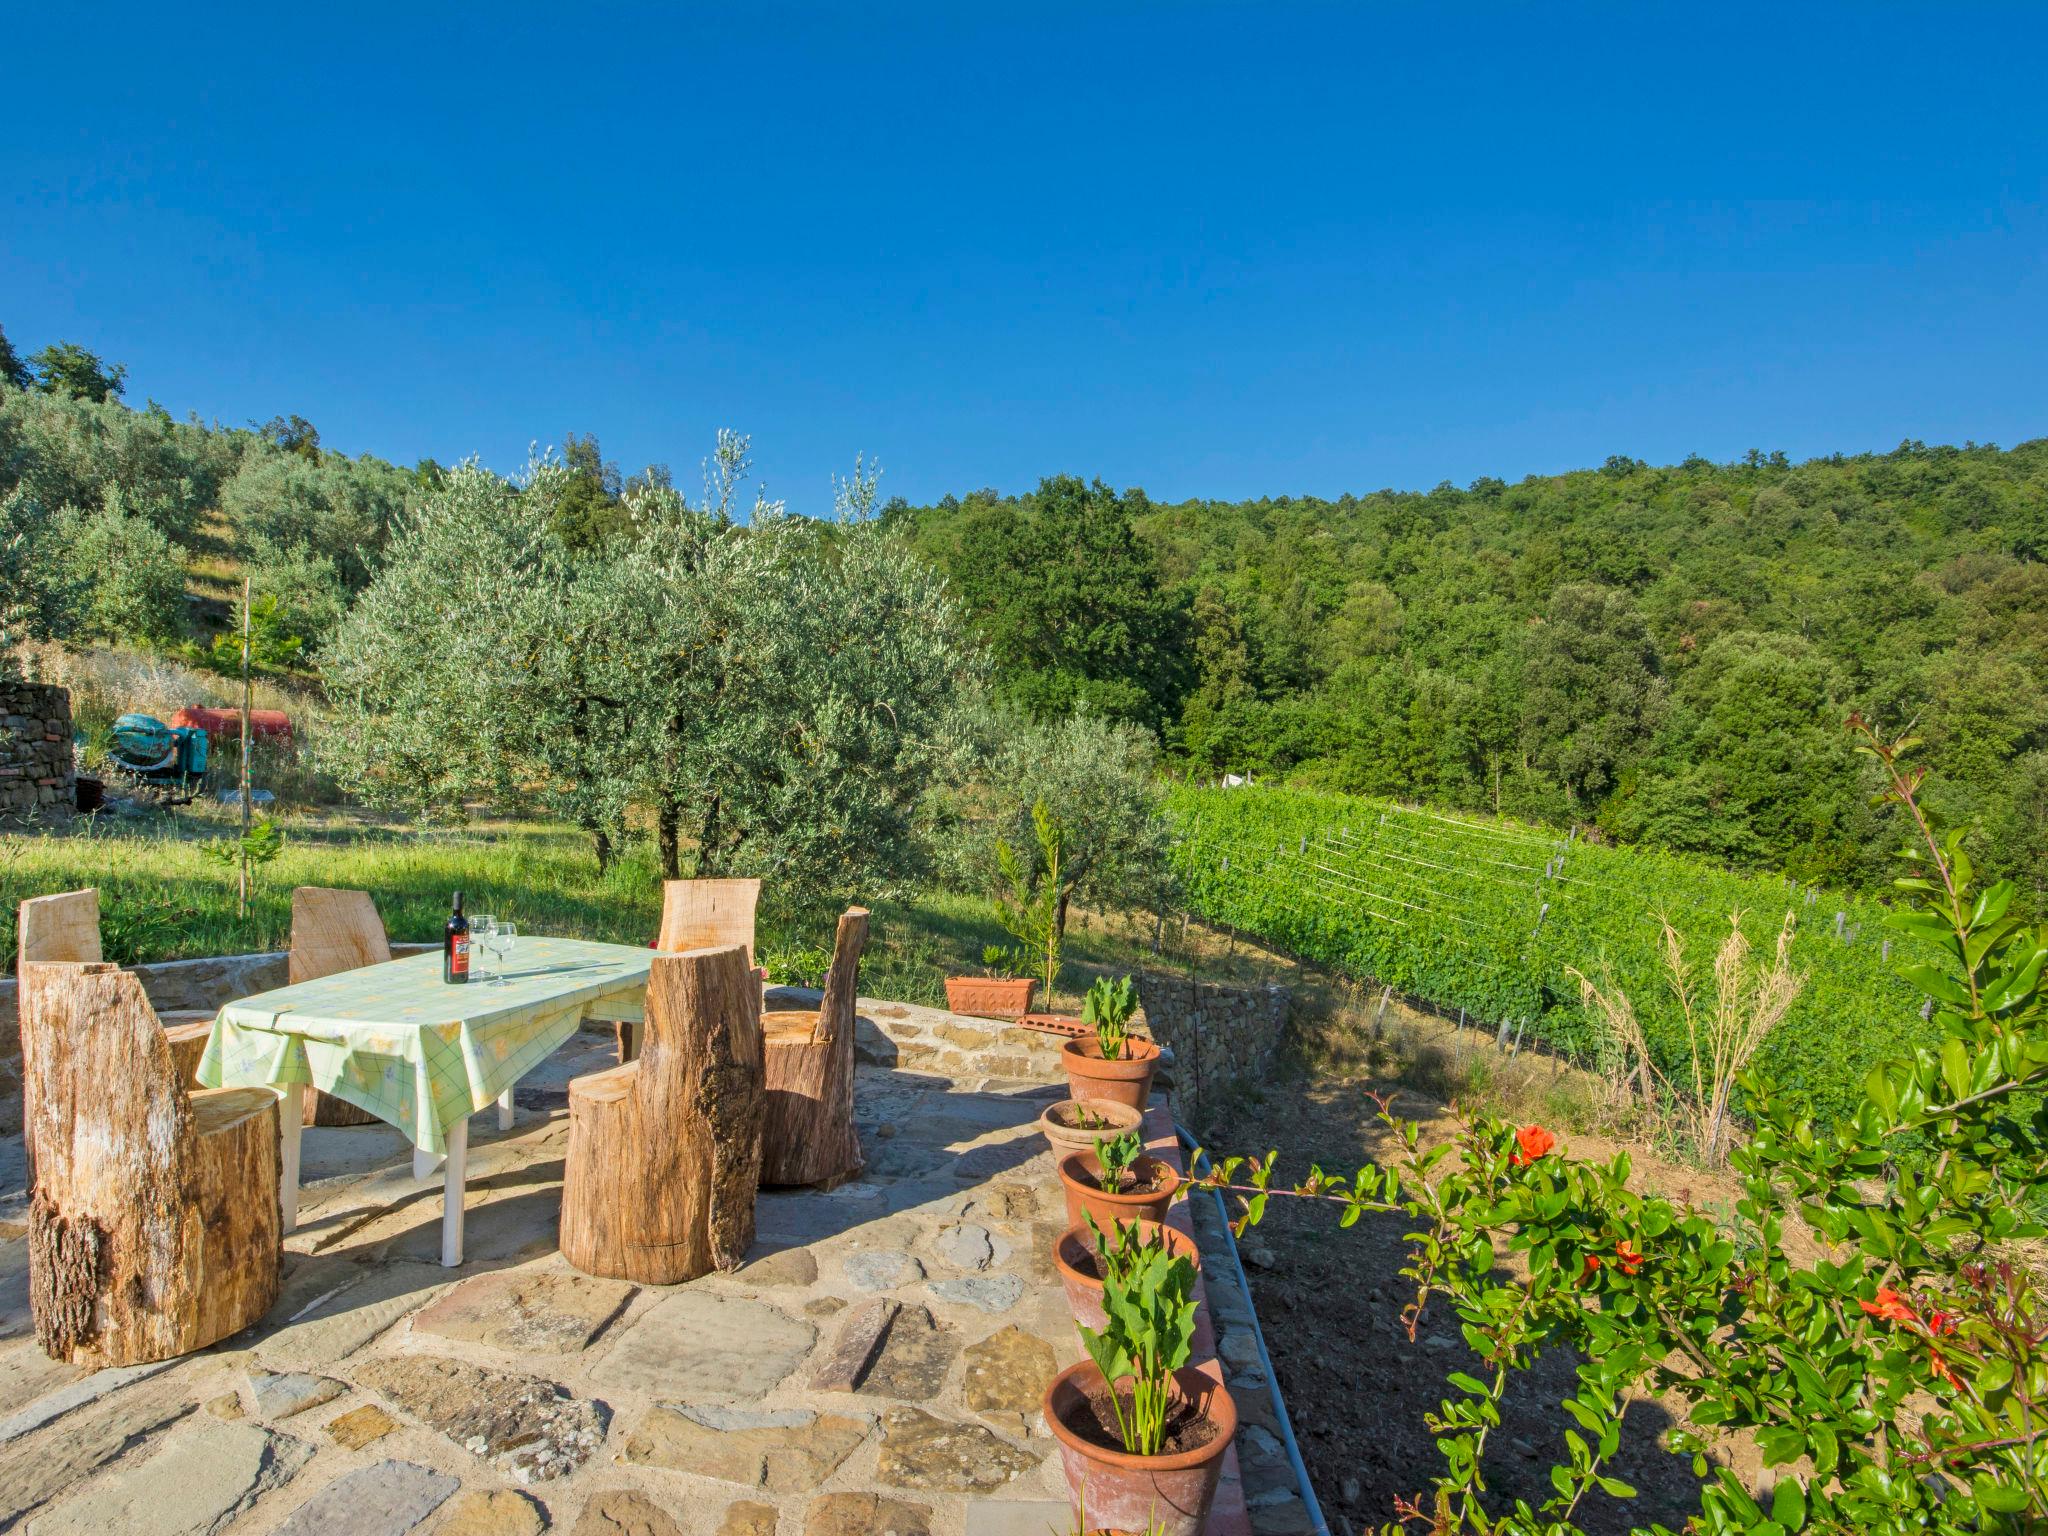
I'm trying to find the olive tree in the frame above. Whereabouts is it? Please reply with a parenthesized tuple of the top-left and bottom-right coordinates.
(325, 441, 981, 906)
(604, 453, 981, 910)
(957, 706, 1173, 938)
(322, 458, 637, 862)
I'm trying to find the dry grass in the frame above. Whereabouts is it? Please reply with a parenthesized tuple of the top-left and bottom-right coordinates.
(1571, 907, 1805, 1164)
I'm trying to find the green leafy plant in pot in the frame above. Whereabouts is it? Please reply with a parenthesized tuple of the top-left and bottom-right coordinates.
(1044, 1237, 1235, 1536)
(1055, 1211, 1203, 1331)
(1057, 1129, 1183, 1229)
(1063, 973, 1159, 1112)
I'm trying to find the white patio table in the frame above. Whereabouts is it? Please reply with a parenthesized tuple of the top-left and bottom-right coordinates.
(195, 936, 651, 1266)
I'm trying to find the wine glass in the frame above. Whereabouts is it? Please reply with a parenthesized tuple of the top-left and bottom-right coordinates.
(470, 913, 497, 982)
(491, 920, 518, 984)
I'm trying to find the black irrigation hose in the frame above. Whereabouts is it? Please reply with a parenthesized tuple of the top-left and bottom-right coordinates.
(1177, 1121, 1332, 1536)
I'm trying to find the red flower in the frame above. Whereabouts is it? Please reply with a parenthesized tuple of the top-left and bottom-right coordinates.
(1581, 1253, 1602, 1279)
(1860, 1286, 1918, 1325)
(1509, 1126, 1557, 1166)
(1614, 1242, 1644, 1275)
(1928, 1348, 1958, 1388)
(1926, 1309, 1959, 1337)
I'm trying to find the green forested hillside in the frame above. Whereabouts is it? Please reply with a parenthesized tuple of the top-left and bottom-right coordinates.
(889, 446, 2048, 902)
(7, 322, 2044, 911)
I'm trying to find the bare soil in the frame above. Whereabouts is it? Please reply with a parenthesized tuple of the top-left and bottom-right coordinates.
(1197, 985, 1769, 1536)
(1067, 1383, 1223, 1457)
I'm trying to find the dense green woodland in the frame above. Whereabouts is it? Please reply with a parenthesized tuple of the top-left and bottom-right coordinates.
(886, 451, 2048, 905)
(4, 319, 2043, 911)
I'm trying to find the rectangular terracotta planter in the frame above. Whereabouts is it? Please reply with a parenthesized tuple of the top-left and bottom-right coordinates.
(943, 975, 1038, 1020)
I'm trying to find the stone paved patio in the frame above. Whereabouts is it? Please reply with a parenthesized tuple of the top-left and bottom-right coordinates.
(0, 991, 1310, 1535)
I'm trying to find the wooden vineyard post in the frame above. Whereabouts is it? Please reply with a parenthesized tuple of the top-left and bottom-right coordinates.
(237, 577, 252, 919)
(561, 943, 765, 1283)
(22, 961, 280, 1366)
(761, 908, 870, 1188)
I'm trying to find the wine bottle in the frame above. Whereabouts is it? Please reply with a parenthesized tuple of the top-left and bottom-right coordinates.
(444, 891, 471, 985)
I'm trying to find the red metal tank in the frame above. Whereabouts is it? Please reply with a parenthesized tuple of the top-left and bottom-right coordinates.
(171, 705, 294, 742)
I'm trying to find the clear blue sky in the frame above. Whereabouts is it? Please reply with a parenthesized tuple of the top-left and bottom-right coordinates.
(6, 4, 2044, 513)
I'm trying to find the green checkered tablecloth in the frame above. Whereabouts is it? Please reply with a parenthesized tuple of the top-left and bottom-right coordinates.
(195, 937, 652, 1153)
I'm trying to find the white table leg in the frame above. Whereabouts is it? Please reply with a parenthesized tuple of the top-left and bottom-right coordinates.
(276, 1086, 302, 1235)
(497, 1086, 516, 1131)
(440, 1117, 468, 1267)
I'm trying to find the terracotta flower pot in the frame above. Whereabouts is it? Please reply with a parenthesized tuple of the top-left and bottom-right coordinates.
(1062, 1037, 1161, 1113)
(1044, 1359, 1237, 1536)
(1036, 1098, 1146, 1167)
(1054, 1219, 1201, 1331)
(1058, 1150, 1183, 1230)
(945, 975, 1038, 1020)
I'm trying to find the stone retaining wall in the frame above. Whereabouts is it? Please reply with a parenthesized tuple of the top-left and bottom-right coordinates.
(0, 681, 73, 828)
(1136, 971, 1291, 1130)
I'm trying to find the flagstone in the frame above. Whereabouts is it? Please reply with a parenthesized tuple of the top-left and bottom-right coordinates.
(591, 1292, 814, 1403)
(928, 1274, 1025, 1313)
(257, 1261, 449, 1372)
(355, 1355, 608, 1483)
(717, 1500, 779, 1536)
(961, 1326, 1058, 1434)
(434, 1487, 551, 1536)
(271, 1459, 458, 1536)
(623, 1403, 870, 1492)
(29, 1417, 312, 1536)
(0, 1384, 190, 1528)
(845, 1250, 925, 1291)
(732, 1245, 819, 1287)
(248, 1369, 348, 1420)
(411, 1268, 636, 1354)
(875, 1405, 1039, 1492)
(860, 1303, 959, 1399)
(570, 1489, 686, 1535)
(325, 1403, 399, 1449)
(804, 1492, 933, 1536)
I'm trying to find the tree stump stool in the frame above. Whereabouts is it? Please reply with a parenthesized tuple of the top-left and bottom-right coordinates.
(761, 907, 869, 1188)
(21, 961, 280, 1367)
(561, 943, 765, 1283)
(619, 877, 763, 1062)
(289, 887, 391, 1126)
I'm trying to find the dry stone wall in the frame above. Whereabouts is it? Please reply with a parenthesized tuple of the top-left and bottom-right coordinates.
(1136, 972, 1291, 1130)
(0, 681, 72, 828)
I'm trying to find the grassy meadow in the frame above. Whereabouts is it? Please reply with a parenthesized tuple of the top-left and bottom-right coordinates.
(0, 806, 1177, 1010)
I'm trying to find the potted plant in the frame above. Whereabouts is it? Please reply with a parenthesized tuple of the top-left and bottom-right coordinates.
(1062, 975, 1160, 1112)
(1036, 1096, 1145, 1166)
(1055, 1213, 1201, 1331)
(943, 943, 1039, 1021)
(1044, 1240, 1236, 1536)
(1057, 1130, 1183, 1228)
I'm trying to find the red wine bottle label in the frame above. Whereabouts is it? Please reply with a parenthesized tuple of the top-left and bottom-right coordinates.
(451, 937, 470, 975)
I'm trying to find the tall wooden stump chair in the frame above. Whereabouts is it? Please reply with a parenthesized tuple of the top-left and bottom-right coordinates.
(288, 886, 393, 1126)
(16, 888, 215, 1087)
(560, 943, 765, 1283)
(618, 877, 763, 1062)
(20, 961, 281, 1366)
(760, 906, 869, 1188)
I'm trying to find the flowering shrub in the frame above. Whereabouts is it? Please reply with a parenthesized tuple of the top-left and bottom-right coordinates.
(1200, 724, 2048, 1533)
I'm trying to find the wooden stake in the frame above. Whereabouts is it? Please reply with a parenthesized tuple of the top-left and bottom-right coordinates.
(237, 577, 252, 920)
